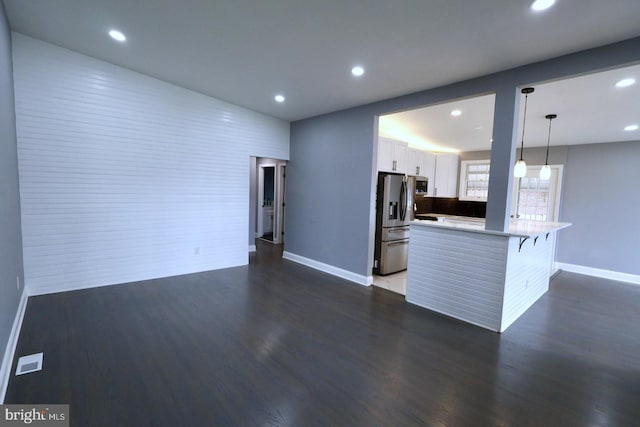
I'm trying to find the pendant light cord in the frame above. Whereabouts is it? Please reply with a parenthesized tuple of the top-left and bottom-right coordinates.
(545, 117, 552, 165)
(519, 92, 529, 162)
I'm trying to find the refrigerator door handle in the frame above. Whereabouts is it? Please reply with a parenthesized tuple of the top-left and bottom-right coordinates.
(399, 180, 406, 221)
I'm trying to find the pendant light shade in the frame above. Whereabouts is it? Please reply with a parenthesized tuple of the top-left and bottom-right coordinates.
(514, 160, 527, 177)
(540, 114, 557, 180)
(539, 164, 551, 180)
(515, 87, 535, 178)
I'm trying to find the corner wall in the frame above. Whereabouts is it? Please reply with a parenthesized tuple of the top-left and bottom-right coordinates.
(286, 109, 376, 281)
(0, 1, 26, 402)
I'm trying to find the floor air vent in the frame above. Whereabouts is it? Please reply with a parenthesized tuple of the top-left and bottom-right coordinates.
(15, 352, 43, 375)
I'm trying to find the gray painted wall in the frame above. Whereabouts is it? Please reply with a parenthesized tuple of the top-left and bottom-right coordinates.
(286, 36, 640, 279)
(558, 141, 640, 274)
(287, 110, 376, 274)
(0, 0, 25, 375)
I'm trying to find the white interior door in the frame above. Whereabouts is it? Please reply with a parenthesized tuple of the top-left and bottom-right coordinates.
(257, 161, 285, 244)
(257, 166, 265, 238)
(274, 164, 286, 244)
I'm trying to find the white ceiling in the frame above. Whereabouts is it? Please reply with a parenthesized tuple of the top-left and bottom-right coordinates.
(379, 94, 497, 153)
(4, 0, 640, 122)
(379, 63, 640, 152)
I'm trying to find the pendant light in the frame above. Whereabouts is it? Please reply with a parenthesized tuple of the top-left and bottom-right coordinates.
(540, 114, 556, 180)
(514, 87, 535, 178)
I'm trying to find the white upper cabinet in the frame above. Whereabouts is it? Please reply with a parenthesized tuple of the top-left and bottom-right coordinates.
(407, 148, 436, 196)
(433, 154, 459, 198)
(406, 148, 435, 178)
(378, 139, 456, 198)
(378, 137, 408, 173)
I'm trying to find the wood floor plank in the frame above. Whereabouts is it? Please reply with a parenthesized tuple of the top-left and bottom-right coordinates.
(5, 241, 640, 426)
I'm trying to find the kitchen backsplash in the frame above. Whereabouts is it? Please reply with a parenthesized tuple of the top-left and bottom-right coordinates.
(415, 197, 486, 218)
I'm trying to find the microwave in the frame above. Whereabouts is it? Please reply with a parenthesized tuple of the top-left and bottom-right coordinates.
(415, 177, 428, 196)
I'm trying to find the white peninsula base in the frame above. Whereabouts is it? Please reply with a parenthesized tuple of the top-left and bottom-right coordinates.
(407, 220, 570, 333)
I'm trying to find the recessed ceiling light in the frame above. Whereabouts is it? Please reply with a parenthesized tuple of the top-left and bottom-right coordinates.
(615, 78, 636, 88)
(450, 110, 462, 117)
(351, 66, 365, 77)
(108, 30, 127, 42)
(624, 124, 638, 131)
(274, 94, 285, 103)
(530, 0, 555, 12)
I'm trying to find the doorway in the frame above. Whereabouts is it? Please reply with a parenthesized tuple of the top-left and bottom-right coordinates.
(511, 165, 563, 222)
(259, 165, 275, 241)
(371, 94, 497, 296)
(253, 157, 286, 245)
(512, 164, 564, 272)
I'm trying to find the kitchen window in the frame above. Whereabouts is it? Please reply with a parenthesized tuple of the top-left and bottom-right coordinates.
(458, 160, 490, 201)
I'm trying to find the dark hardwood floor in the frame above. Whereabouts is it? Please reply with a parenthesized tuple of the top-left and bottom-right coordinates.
(5, 241, 640, 426)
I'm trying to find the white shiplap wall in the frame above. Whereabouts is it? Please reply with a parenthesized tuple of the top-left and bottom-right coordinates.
(406, 226, 508, 332)
(12, 34, 289, 294)
(501, 232, 553, 331)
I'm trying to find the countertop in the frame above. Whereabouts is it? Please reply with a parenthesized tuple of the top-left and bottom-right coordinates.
(411, 215, 571, 238)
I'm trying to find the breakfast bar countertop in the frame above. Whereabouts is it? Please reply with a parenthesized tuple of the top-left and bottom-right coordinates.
(411, 216, 571, 238)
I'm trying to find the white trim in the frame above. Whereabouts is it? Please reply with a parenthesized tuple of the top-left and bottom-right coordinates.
(26, 263, 250, 297)
(249, 245, 257, 253)
(556, 262, 640, 286)
(1, 290, 28, 403)
(27, 281, 112, 297)
(274, 163, 286, 245)
(282, 251, 373, 286)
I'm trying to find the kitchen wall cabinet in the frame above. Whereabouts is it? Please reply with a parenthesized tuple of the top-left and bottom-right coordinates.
(433, 154, 459, 197)
(378, 139, 456, 198)
(378, 137, 408, 173)
(407, 148, 436, 196)
(407, 148, 435, 178)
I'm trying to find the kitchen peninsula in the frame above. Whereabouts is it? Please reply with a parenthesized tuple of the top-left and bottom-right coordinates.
(406, 218, 571, 332)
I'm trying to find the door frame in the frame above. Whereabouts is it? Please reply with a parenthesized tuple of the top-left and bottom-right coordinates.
(511, 164, 564, 271)
(511, 164, 564, 221)
(275, 163, 286, 244)
(257, 163, 276, 239)
(256, 160, 286, 244)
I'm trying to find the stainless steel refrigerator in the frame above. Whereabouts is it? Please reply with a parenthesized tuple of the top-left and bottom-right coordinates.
(374, 173, 415, 275)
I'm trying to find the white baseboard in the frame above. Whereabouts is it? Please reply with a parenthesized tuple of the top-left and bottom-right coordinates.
(556, 262, 640, 286)
(1, 290, 28, 403)
(249, 245, 257, 253)
(282, 251, 373, 286)
(27, 281, 113, 297)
